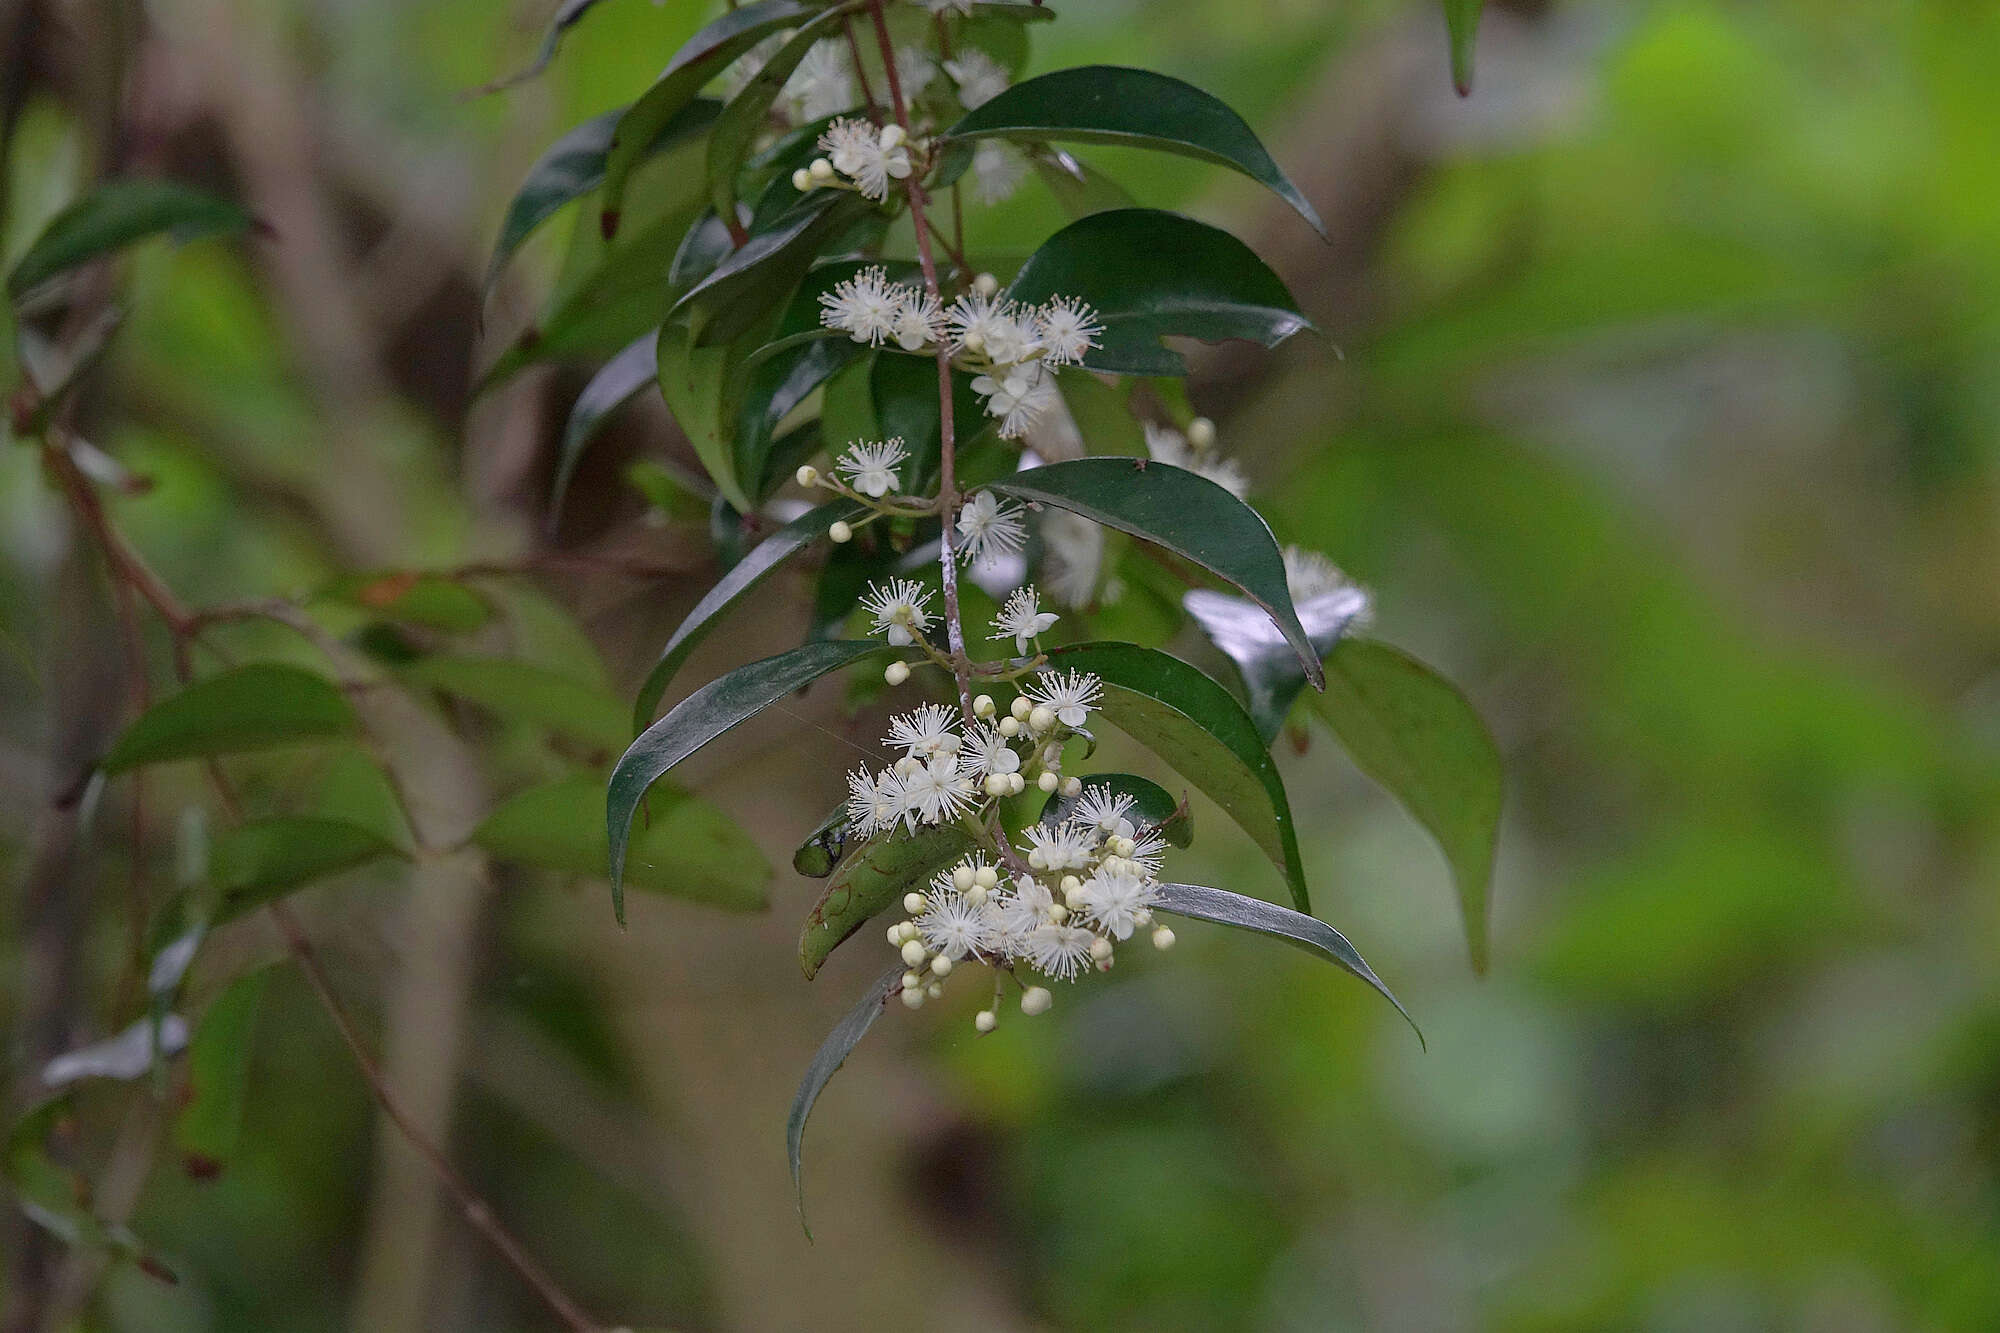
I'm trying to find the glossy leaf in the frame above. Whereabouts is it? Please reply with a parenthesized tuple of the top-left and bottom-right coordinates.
(674, 190, 875, 347)
(102, 664, 358, 773)
(483, 98, 720, 296)
(1039, 772, 1192, 849)
(175, 969, 268, 1178)
(990, 458, 1321, 683)
(872, 353, 992, 494)
(1445, 0, 1484, 96)
(1185, 581, 1371, 743)
(788, 965, 900, 1232)
(601, 0, 829, 237)
(551, 331, 658, 520)
(634, 500, 866, 727)
(658, 317, 757, 514)
(1153, 882, 1419, 1043)
(946, 66, 1323, 236)
(1308, 639, 1503, 973)
(476, 772, 768, 911)
(799, 824, 976, 979)
(402, 655, 628, 751)
(1005, 209, 1309, 376)
(706, 6, 856, 224)
(609, 638, 885, 921)
(8, 180, 249, 297)
(211, 817, 405, 923)
(1045, 642, 1310, 912)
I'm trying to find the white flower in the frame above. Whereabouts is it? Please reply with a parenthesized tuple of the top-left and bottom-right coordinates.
(944, 290, 1022, 357)
(1282, 546, 1371, 630)
(859, 577, 934, 646)
(724, 34, 785, 100)
(1039, 510, 1103, 608)
(783, 40, 857, 122)
(894, 45, 937, 98)
(901, 754, 978, 826)
(964, 722, 1020, 777)
(955, 491, 1027, 566)
(992, 877, 1056, 941)
(1067, 784, 1136, 835)
(820, 264, 903, 346)
(972, 363, 1053, 440)
(1127, 827, 1167, 874)
(891, 290, 946, 352)
(886, 703, 961, 760)
(991, 585, 1059, 654)
(816, 118, 913, 200)
(917, 889, 999, 960)
(971, 139, 1028, 205)
(944, 49, 1009, 109)
(1020, 821, 1097, 873)
(1033, 296, 1103, 367)
(1144, 422, 1249, 498)
(846, 765, 907, 836)
(1024, 668, 1102, 729)
(1024, 922, 1096, 980)
(1074, 865, 1160, 941)
(836, 436, 909, 497)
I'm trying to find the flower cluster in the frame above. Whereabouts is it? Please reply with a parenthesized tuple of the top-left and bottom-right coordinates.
(792, 118, 917, 202)
(1144, 416, 1249, 499)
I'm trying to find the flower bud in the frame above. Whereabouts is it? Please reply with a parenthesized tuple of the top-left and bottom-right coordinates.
(1151, 926, 1176, 951)
(901, 986, 925, 1008)
(974, 1009, 997, 1033)
(1020, 986, 1052, 1016)
(998, 716, 1021, 737)
(1047, 903, 1068, 923)
(901, 939, 927, 966)
(829, 520, 853, 543)
(809, 157, 835, 181)
(879, 123, 906, 150)
(1187, 416, 1217, 450)
(973, 694, 996, 718)
(930, 954, 953, 976)
(1028, 705, 1055, 733)
(1090, 937, 1114, 963)
(903, 970, 924, 991)
(1007, 773, 1027, 795)
(795, 464, 819, 487)
(963, 329, 984, 353)
(1060, 776, 1082, 797)
(1010, 695, 1033, 721)
(973, 272, 1000, 297)
(887, 923, 906, 945)
(953, 864, 976, 891)
(1037, 770, 1059, 793)
(965, 884, 988, 906)
(985, 774, 1010, 797)
(792, 168, 813, 192)
(884, 661, 911, 686)
(903, 891, 927, 914)
(1109, 835, 1135, 858)
(925, 981, 944, 999)
(1027, 848, 1046, 870)
(974, 865, 999, 890)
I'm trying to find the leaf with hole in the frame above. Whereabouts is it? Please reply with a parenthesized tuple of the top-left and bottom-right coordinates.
(610, 638, 885, 921)
(946, 66, 1323, 236)
(789, 965, 900, 1233)
(990, 457, 1320, 682)
(799, 823, 976, 979)
(8, 180, 250, 297)
(1033, 148, 1138, 220)
(1005, 209, 1308, 376)
(102, 664, 358, 773)
(1307, 639, 1502, 973)
(1045, 641, 1310, 912)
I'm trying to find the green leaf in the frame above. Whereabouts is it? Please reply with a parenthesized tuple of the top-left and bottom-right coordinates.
(552, 331, 658, 520)
(1004, 208, 1309, 376)
(791, 801, 853, 878)
(311, 748, 414, 850)
(1307, 639, 1502, 973)
(174, 969, 268, 1179)
(1045, 641, 1310, 913)
(1184, 581, 1370, 743)
(1445, 0, 1484, 96)
(799, 823, 976, 979)
(946, 66, 1323, 236)
(1153, 882, 1419, 1043)
(476, 772, 768, 911)
(871, 352, 991, 494)
(601, 0, 831, 238)
(674, 189, 875, 347)
(633, 499, 867, 727)
(470, 0, 619, 96)
(1039, 772, 1192, 849)
(6, 1094, 173, 1277)
(102, 664, 358, 773)
(657, 316, 757, 514)
(789, 965, 900, 1233)
(706, 6, 857, 225)
(211, 817, 405, 923)
(1032, 149, 1138, 220)
(8, 180, 250, 297)
(609, 639, 885, 921)
(318, 572, 492, 633)
(402, 655, 628, 752)
(990, 457, 1321, 683)
(483, 99, 721, 297)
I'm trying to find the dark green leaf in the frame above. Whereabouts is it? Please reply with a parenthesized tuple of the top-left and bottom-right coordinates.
(601, 0, 831, 237)
(1307, 639, 1502, 973)
(674, 190, 875, 347)
(174, 969, 268, 1178)
(1445, 0, 1484, 96)
(1045, 641, 1310, 912)
(792, 801, 854, 878)
(788, 965, 900, 1232)
(610, 639, 885, 921)
(658, 317, 757, 513)
(990, 457, 1321, 683)
(1153, 882, 1419, 1043)
(8, 180, 250, 297)
(1039, 772, 1192, 848)
(102, 664, 358, 773)
(476, 772, 768, 911)
(871, 351, 991, 493)
(946, 66, 1323, 236)
(483, 98, 720, 297)
(1184, 581, 1370, 743)
(211, 817, 405, 923)
(799, 823, 976, 979)
(1004, 208, 1309, 376)
(706, 6, 857, 224)
(634, 500, 867, 727)
(551, 331, 658, 519)
(469, 0, 618, 96)
(402, 655, 627, 752)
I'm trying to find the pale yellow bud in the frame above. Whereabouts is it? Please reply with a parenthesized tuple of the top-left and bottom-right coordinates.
(1060, 776, 1082, 798)
(901, 939, 927, 967)
(985, 774, 1011, 797)
(1187, 417, 1217, 450)
(974, 1009, 997, 1033)
(973, 694, 996, 717)
(1037, 771, 1059, 793)
(903, 891, 927, 914)
(1020, 986, 1052, 1016)
(901, 986, 925, 1008)
(931, 955, 953, 976)
(953, 864, 976, 891)
(1152, 926, 1176, 951)
(829, 520, 853, 543)
(792, 168, 813, 192)
(925, 981, 944, 999)
(1028, 705, 1055, 734)
(809, 157, 835, 181)
(884, 660, 911, 686)
(998, 716, 1021, 737)
(1090, 937, 1114, 963)
(974, 865, 999, 890)
(973, 272, 1000, 297)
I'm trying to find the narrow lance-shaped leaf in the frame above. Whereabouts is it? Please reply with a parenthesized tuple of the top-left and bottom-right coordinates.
(8, 180, 250, 297)
(102, 664, 358, 773)
(469, 0, 616, 96)
(609, 639, 886, 922)
(175, 969, 268, 1179)
(210, 817, 406, 925)
(1153, 882, 1420, 1044)
(1005, 209, 1309, 376)
(705, 5, 857, 224)
(1308, 639, 1502, 973)
(1184, 577, 1371, 743)
(789, 965, 901, 1233)
(6, 1095, 175, 1279)
(946, 66, 1324, 236)
(552, 331, 659, 521)
(1045, 642, 1312, 913)
(799, 824, 976, 979)
(674, 189, 875, 347)
(1445, 0, 1485, 97)
(990, 458, 1322, 684)
(633, 499, 868, 728)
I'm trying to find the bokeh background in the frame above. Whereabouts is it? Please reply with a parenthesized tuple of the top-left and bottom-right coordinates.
(3, 0, 1999, 1329)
